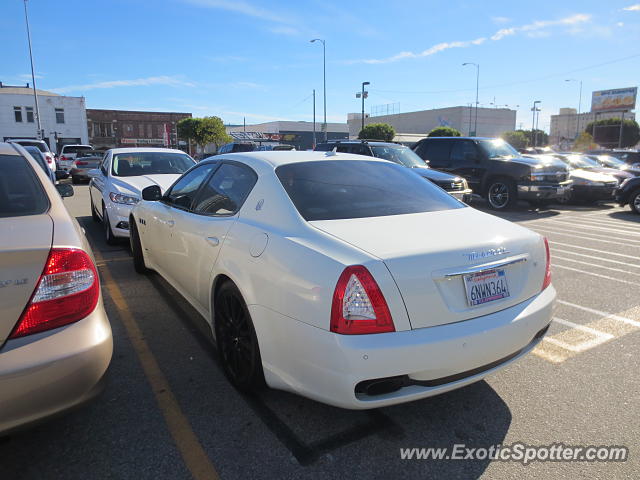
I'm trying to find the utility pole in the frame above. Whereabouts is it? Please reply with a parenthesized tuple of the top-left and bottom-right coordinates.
(312, 89, 316, 149)
(23, 0, 42, 141)
(618, 111, 626, 148)
(361, 82, 370, 133)
(565, 79, 583, 139)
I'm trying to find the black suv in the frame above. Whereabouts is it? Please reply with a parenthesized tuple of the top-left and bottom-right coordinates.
(412, 137, 571, 209)
(615, 176, 640, 214)
(315, 140, 473, 202)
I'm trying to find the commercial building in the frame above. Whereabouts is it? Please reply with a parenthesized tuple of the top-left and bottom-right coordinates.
(86, 109, 192, 150)
(549, 108, 635, 146)
(347, 106, 516, 139)
(0, 82, 88, 153)
(226, 120, 349, 151)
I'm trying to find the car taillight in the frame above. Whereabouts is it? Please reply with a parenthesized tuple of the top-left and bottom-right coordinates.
(76, 161, 88, 166)
(542, 237, 551, 290)
(330, 265, 394, 335)
(9, 248, 100, 339)
(45, 153, 54, 164)
(60, 155, 68, 161)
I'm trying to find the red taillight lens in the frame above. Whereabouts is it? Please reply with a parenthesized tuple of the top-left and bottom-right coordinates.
(542, 237, 551, 290)
(60, 156, 68, 161)
(330, 265, 395, 335)
(9, 248, 100, 339)
(76, 161, 88, 166)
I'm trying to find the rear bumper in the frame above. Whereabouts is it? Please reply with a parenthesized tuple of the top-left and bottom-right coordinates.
(517, 183, 571, 201)
(0, 302, 113, 435)
(252, 285, 555, 409)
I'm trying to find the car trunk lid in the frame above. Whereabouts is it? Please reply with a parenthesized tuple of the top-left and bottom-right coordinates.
(0, 214, 53, 345)
(311, 208, 546, 329)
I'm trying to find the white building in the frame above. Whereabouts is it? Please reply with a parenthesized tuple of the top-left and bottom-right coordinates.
(549, 107, 636, 145)
(347, 106, 516, 139)
(0, 82, 88, 153)
(226, 120, 349, 150)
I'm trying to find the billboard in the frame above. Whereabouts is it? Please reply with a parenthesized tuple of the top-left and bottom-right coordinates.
(591, 87, 637, 112)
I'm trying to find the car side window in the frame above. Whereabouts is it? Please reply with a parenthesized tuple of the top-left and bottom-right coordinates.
(423, 141, 452, 168)
(450, 140, 480, 165)
(192, 163, 257, 216)
(335, 145, 351, 153)
(164, 164, 217, 210)
(100, 155, 110, 175)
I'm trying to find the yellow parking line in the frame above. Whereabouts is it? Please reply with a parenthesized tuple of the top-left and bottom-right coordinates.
(94, 249, 220, 480)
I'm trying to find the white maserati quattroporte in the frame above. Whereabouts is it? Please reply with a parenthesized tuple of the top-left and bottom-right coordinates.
(130, 151, 555, 409)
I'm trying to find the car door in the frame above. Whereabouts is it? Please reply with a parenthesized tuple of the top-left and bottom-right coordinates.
(162, 162, 258, 312)
(449, 140, 486, 190)
(90, 152, 110, 215)
(415, 139, 453, 171)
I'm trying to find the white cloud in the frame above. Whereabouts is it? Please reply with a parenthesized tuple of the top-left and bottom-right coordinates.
(622, 4, 640, 11)
(184, 0, 290, 24)
(51, 76, 195, 93)
(351, 13, 591, 64)
(491, 16, 511, 24)
(268, 25, 300, 36)
(18, 73, 44, 81)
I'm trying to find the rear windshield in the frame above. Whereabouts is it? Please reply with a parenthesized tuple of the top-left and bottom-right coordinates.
(0, 155, 49, 217)
(62, 145, 93, 154)
(276, 160, 463, 221)
(15, 140, 47, 152)
(112, 152, 195, 177)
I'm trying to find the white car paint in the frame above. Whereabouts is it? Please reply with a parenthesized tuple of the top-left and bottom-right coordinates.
(90, 147, 195, 239)
(131, 151, 555, 409)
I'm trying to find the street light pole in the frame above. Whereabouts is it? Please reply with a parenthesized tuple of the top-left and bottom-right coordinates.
(565, 79, 583, 139)
(531, 100, 541, 147)
(23, 0, 42, 141)
(463, 63, 479, 136)
(361, 81, 370, 132)
(310, 39, 327, 141)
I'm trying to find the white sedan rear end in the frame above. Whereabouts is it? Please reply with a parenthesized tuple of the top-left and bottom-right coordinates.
(130, 151, 554, 409)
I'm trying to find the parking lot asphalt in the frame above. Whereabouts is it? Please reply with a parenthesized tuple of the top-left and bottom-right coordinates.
(1, 185, 639, 479)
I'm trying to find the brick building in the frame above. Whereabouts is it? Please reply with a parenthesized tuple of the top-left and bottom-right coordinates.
(86, 109, 191, 150)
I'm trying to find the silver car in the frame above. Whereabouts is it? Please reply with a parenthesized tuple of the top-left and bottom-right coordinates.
(0, 142, 112, 435)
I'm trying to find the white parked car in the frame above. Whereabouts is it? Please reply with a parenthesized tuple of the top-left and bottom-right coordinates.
(58, 144, 94, 172)
(130, 151, 555, 409)
(89, 148, 195, 244)
(8, 139, 56, 172)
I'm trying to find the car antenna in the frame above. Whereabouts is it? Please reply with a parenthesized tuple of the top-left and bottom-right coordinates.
(325, 147, 338, 156)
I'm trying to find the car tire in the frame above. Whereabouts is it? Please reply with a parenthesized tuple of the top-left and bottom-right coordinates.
(630, 189, 640, 214)
(90, 194, 100, 222)
(71, 176, 79, 184)
(103, 207, 117, 245)
(130, 218, 150, 274)
(214, 282, 266, 393)
(486, 177, 517, 210)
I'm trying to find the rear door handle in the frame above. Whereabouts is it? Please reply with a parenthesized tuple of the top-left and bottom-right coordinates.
(206, 236, 220, 247)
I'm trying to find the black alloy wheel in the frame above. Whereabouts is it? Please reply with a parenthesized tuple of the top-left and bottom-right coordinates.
(215, 282, 265, 393)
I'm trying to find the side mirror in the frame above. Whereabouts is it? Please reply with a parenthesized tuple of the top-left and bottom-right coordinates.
(56, 183, 74, 198)
(87, 168, 100, 178)
(142, 185, 162, 201)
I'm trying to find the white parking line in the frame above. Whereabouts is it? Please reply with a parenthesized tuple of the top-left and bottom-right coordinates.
(552, 255, 640, 276)
(532, 227, 640, 247)
(552, 317, 615, 339)
(549, 241, 640, 260)
(551, 248, 640, 268)
(566, 215, 640, 227)
(552, 263, 640, 286)
(534, 219, 640, 236)
(558, 300, 640, 328)
(552, 217, 640, 232)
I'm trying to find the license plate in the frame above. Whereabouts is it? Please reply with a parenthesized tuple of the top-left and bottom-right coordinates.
(463, 268, 510, 306)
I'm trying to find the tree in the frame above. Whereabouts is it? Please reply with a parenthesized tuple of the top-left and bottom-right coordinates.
(521, 129, 548, 147)
(427, 126, 461, 137)
(177, 117, 201, 154)
(573, 132, 595, 152)
(358, 123, 396, 141)
(584, 118, 640, 148)
(196, 116, 232, 149)
(501, 130, 529, 150)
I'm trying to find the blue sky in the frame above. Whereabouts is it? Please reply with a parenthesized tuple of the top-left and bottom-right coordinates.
(3, 0, 639, 131)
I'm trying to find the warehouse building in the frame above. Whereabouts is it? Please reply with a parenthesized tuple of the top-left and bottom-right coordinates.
(226, 120, 349, 150)
(347, 106, 516, 139)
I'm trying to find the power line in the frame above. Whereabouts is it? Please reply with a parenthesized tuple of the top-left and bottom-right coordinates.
(370, 53, 640, 96)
